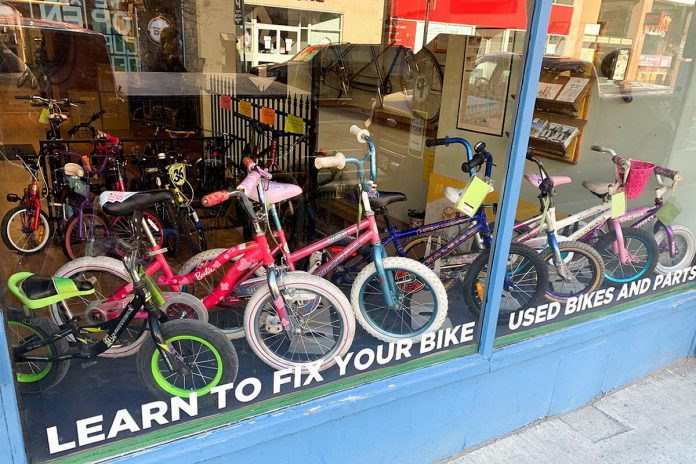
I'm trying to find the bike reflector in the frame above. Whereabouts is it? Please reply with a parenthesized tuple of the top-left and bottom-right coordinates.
(455, 176, 492, 217)
(611, 191, 626, 219)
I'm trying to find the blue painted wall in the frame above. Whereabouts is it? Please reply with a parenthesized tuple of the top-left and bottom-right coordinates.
(108, 289, 696, 464)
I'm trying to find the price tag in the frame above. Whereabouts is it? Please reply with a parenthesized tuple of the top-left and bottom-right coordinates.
(259, 107, 276, 125)
(655, 200, 681, 225)
(238, 100, 252, 118)
(168, 163, 186, 186)
(284, 114, 304, 134)
(38, 108, 49, 124)
(611, 191, 626, 218)
(455, 176, 492, 217)
(220, 95, 232, 110)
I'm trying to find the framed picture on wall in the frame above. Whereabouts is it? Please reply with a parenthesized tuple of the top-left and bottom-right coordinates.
(457, 37, 513, 136)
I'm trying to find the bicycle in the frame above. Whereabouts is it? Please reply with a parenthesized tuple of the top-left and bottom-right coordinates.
(54, 182, 356, 371)
(522, 152, 605, 300)
(513, 145, 661, 286)
(198, 125, 449, 343)
(5, 212, 237, 405)
(316, 136, 549, 321)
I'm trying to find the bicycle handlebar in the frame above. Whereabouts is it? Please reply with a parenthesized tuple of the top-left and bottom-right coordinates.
(314, 152, 346, 170)
(350, 125, 370, 143)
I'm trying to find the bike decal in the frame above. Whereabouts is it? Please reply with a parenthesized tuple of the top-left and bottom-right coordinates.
(98, 191, 137, 206)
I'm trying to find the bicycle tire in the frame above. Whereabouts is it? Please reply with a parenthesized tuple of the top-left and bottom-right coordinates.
(400, 234, 457, 289)
(463, 243, 549, 322)
(595, 226, 658, 285)
(6, 310, 71, 392)
(540, 240, 605, 301)
(63, 212, 110, 259)
(654, 225, 696, 274)
(351, 256, 448, 342)
(245, 273, 355, 371)
(1, 206, 51, 255)
(136, 319, 238, 406)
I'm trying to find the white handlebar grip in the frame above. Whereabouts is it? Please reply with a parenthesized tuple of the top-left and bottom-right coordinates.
(350, 125, 370, 143)
(314, 152, 346, 170)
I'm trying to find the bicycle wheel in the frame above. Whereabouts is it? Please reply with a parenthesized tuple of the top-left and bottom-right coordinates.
(400, 234, 456, 289)
(245, 273, 355, 371)
(63, 212, 110, 259)
(136, 319, 238, 406)
(1, 206, 50, 255)
(51, 257, 148, 358)
(109, 210, 164, 257)
(654, 225, 696, 274)
(596, 226, 658, 285)
(463, 243, 549, 320)
(351, 257, 448, 342)
(6, 310, 70, 392)
(179, 248, 246, 340)
(540, 241, 605, 301)
(180, 207, 207, 255)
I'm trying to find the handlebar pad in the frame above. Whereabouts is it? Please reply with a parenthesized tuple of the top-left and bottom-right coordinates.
(426, 138, 447, 147)
(202, 190, 231, 207)
(654, 165, 682, 181)
(350, 125, 370, 143)
(315, 153, 346, 170)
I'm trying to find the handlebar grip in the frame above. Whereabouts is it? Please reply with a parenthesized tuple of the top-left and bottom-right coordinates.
(71, 99, 86, 105)
(591, 145, 607, 152)
(315, 153, 346, 170)
(654, 165, 682, 182)
(462, 152, 487, 173)
(242, 157, 255, 169)
(426, 138, 448, 147)
(14, 95, 31, 100)
(350, 125, 370, 143)
(202, 190, 231, 207)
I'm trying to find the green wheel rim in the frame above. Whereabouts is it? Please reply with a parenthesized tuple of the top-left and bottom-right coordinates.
(9, 321, 52, 383)
(151, 335, 224, 398)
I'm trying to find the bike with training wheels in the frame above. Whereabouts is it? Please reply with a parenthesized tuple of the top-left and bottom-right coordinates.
(5, 207, 237, 405)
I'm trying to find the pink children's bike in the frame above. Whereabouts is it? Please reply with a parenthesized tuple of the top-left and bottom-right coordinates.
(52, 167, 356, 372)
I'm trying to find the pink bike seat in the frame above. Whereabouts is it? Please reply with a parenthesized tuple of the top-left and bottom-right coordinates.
(247, 181, 302, 204)
(524, 174, 572, 188)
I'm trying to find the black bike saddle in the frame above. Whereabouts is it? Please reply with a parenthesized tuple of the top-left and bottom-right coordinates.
(99, 190, 172, 217)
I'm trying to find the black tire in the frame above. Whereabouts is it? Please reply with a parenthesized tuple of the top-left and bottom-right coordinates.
(136, 319, 239, 407)
(595, 226, 658, 286)
(6, 310, 70, 392)
(540, 241, 605, 301)
(1, 206, 51, 255)
(463, 243, 549, 322)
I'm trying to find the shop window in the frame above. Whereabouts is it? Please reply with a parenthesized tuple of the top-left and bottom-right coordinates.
(497, 1, 696, 344)
(0, 0, 599, 462)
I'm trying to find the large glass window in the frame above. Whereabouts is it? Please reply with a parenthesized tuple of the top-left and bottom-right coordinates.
(8, 0, 690, 462)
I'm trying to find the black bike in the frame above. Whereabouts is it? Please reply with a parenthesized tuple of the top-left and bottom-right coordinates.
(5, 191, 237, 404)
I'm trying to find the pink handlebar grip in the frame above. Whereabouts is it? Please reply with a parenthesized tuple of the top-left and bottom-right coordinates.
(202, 190, 231, 207)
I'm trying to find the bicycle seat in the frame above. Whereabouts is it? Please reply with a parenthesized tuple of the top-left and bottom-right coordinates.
(64, 162, 85, 178)
(248, 181, 302, 204)
(582, 181, 621, 198)
(7, 272, 94, 310)
(370, 191, 407, 208)
(99, 190, 172, 216)
(524, 174, 571, 188)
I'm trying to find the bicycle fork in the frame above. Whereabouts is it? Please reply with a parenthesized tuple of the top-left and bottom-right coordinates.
(609, 219, 632, 264)
(373, 244, 398, 309)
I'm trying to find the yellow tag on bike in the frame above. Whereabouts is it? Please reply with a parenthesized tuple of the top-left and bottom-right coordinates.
(168, 163, 186, 186)
(656, 200, 681, 225)
(455, 176, 492, 217)
(284, 114, 304, 134)
(611, 191, 626, 218)
(38, 108, 49, 124)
